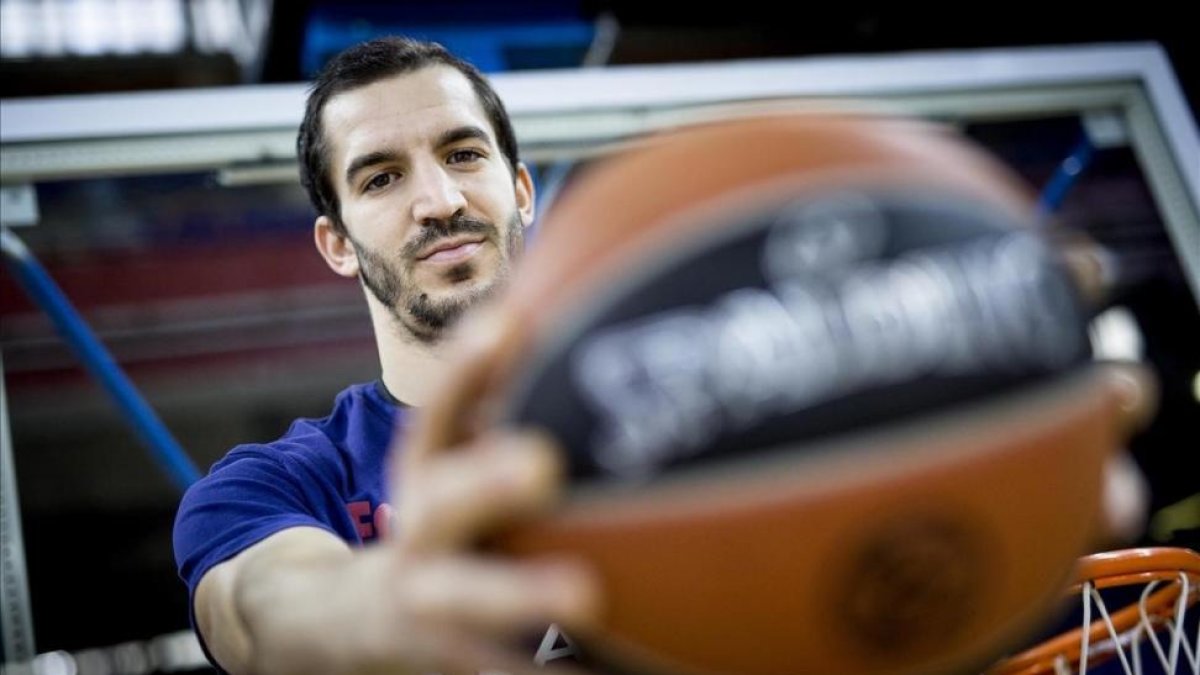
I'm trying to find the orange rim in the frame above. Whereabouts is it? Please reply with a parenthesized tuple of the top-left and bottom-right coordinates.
(989, 547, 1200, 675)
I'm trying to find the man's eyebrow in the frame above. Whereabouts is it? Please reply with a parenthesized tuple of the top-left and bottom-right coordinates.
(343, 127, 491, 186)
(436, 125, 490, 149)
(344, 150, 401, 187)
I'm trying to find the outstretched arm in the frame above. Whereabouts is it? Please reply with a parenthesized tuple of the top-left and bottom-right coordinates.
(192, 431, 599, 675)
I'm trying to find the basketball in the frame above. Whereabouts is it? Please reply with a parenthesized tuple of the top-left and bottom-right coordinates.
(423, 113, 1145, 675)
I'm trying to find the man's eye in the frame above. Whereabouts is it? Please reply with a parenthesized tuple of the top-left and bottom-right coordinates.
(448, 149, 483, 164)
(365, 173, 395, 192)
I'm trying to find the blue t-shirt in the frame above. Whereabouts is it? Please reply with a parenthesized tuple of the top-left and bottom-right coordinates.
(172, 380, 580, 667)
(174, 381, 404, 597)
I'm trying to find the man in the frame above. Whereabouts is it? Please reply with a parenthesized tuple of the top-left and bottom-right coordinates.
(175, 35, 1155, 675)
(173, 37, 598, 675)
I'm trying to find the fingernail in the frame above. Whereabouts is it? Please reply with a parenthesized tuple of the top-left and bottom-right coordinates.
(497, 432, 562, 488)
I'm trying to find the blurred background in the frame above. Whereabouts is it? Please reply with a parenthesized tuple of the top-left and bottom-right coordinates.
(1, 2, 1197, 673)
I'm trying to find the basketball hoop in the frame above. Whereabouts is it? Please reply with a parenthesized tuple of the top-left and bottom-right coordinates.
(989, 547, 1200, 675)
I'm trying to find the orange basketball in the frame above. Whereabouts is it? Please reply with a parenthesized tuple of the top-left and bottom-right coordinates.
(427, 113, 1138, 675)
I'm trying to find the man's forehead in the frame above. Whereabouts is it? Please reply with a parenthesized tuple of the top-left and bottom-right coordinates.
(323, 66, 494, 163)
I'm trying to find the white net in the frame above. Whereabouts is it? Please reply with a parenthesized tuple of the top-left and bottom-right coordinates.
(1067, 571, 1199, 674)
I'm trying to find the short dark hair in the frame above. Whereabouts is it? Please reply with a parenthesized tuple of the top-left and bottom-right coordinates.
(297, 37, 520, 234)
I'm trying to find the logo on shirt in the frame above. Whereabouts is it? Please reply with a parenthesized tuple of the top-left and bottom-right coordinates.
(346, 500, 395, 542)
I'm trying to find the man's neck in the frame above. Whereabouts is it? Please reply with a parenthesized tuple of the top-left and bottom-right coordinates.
(369, 302, 448, 408)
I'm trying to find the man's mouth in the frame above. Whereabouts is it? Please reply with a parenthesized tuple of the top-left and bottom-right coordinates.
(416, 237, 486, 263)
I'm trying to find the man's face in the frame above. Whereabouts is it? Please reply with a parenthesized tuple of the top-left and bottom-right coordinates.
(321, 66, 533, 342)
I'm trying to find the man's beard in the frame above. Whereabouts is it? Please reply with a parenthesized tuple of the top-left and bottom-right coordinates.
(351, 212, 524, 343)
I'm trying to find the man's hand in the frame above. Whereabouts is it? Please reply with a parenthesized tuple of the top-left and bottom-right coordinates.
(193, 428, 599, 675)
(193, 302, 602, 675)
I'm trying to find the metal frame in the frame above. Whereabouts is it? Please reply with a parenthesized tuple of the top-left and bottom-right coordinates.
(3, 41, 1196, 295)
(0, 42, 1197, 664)
(1, 351, 35, 664)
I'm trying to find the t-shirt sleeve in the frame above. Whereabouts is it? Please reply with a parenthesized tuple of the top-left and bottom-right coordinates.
(172, 444, 340, 597)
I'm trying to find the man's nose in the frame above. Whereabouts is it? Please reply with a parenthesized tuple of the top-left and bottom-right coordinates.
(410, 164, 468, 226)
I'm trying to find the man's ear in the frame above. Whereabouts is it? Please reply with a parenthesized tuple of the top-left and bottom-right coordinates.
(314, 215, 360, 278)
(515, 162, 536, 228)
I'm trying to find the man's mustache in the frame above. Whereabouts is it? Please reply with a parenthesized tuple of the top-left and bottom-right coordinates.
(403, 215, 495, 259)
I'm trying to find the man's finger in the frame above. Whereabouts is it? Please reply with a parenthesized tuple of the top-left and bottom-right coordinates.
(399, 431, 563, 552)
(404, 305, 524, 462)
(1054, 233, 1117, 308)
(1099, 453, 1149, 545)
(401, 556, 601, 639)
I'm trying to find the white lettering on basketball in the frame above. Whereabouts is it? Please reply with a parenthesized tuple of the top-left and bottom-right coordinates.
(573, 214, 1080, 480)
